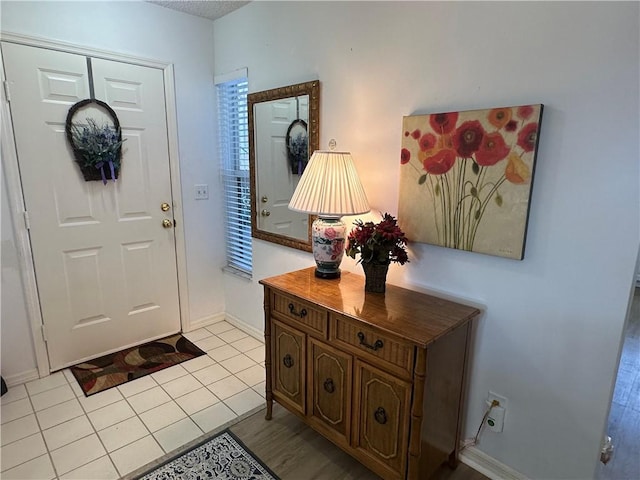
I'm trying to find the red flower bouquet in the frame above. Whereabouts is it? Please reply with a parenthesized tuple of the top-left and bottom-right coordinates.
(345, 213, 409, 266)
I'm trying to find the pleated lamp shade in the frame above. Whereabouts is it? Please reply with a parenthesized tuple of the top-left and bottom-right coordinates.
(289, 151, 370, 216)
(289, 150, 370, 279)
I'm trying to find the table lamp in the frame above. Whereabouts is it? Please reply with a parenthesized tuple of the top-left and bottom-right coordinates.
(289, 150, 370, 278)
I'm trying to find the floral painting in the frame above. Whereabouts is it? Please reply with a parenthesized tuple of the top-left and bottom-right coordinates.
(398, 104, 543, 259)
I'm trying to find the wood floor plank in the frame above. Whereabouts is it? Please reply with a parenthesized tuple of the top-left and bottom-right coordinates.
(230, 405, 488, 479)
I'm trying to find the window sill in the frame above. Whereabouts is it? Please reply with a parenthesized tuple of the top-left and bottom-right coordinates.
(222, 266, 252, 281)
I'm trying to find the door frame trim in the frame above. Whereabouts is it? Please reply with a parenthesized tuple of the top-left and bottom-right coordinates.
(0, 32, 191, 377)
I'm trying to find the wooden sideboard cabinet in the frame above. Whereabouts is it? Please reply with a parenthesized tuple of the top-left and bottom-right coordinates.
(260, 268, 480, 480)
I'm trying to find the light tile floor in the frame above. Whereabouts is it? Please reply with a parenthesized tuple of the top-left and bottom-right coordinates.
(0, 321, 266, 479)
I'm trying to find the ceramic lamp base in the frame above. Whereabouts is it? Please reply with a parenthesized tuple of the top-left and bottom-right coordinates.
(312, 216, 346, 279)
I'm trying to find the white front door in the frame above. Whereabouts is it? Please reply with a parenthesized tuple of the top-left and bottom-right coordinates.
(255, 97, 309, 240)
(2, 42, 180, 370)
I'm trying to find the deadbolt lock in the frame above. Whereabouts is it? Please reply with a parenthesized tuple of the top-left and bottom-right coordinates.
(161, 202, 171, 212)
(261, 196, 268, 203)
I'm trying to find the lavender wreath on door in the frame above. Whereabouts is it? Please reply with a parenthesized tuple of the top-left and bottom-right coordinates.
(286, 118, 308, 175)
(65, 99, 126, 185)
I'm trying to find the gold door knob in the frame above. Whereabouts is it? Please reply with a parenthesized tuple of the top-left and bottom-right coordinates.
(162, 219, 173, 228)
(261, 209, 271, 217)
(161, 202, 171, 212)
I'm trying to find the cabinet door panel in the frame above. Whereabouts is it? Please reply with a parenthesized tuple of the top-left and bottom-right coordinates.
(354, 360, 411, 478)
(272, 319, 305, 414)
(308, 338, 352, 446)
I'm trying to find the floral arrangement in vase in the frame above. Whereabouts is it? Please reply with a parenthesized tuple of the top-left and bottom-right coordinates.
(345, 213, 409, 292)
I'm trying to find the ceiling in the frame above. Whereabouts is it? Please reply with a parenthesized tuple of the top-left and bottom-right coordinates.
(148, 0, 250, 21)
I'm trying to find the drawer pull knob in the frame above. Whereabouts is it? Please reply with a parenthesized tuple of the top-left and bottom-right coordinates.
(288, 303, 307, 318)
(357, 332, 384, 351)
(283, 354, 294, 368)
(374, 407, 388, 425)
(323, 378, 335, 393)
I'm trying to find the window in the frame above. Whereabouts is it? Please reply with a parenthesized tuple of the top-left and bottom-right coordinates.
(216, 71, 251, 275)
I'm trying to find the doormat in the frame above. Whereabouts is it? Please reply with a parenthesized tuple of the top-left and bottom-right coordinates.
(69, 333, 205, 396)
(136, 429, 279, 480)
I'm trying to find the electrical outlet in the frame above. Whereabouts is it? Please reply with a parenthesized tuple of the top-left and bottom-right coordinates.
(195, 184, 209, 200)
(486, 391, 508, 433)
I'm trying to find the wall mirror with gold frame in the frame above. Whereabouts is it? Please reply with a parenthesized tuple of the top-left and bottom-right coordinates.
(248, 80, 319, 252)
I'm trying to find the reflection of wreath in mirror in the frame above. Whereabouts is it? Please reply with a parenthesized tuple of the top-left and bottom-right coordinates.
(286, 119, 309, 174)
(65, 99, 125, 184)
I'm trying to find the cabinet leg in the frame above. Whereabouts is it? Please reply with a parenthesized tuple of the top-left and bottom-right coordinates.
(448, 450, 459, 469)
(265, 399, 273, 420)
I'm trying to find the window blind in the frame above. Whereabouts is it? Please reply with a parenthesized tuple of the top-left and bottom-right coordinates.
(217, 75, 251, 274)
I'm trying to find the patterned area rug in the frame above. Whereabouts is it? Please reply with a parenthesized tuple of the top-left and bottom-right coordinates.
(137, 429, 279, 480)
(70, 333, 205, 396)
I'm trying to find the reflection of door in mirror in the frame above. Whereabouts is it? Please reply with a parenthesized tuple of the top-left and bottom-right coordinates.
(254, 95, 309, 242)
(249, 79, 319, 252)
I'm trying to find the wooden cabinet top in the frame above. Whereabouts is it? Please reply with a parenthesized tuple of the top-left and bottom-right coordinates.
(260, 267, 480, 348)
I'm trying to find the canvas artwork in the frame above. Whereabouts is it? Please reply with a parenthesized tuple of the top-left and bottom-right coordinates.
(398, 104, 543, 259)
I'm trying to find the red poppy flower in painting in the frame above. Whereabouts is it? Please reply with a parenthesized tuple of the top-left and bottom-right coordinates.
(505, 120, 518, 132)
(488, 108, 512, 129)
(423, 149, 456, 175)
(517, 105, 534, 119)
(476, 132, 510, 166)
(505, 152, 531, 184)
(453, 120, 485, 157)
(429, 112, 458, 134)
(411, 129, 421, 139)
(401, 148, 411, 164)
(517, 123, 538, 152)
(419, 133, 437, 152)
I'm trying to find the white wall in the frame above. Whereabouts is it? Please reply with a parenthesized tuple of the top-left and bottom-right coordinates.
(1, 1, 225, 376)
(214, 2, 640, 479)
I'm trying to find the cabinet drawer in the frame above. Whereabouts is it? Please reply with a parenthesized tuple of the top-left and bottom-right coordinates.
(272, 319, 305, 415)
(353, 360, 411, 479)
(272, 291, 327, 337)
(331, 314, 414, 378)
(308, 338, 352, 448)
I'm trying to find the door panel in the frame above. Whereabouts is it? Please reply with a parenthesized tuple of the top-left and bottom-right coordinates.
(2, 42, 180, 370)
(272, 319, 305, 414)
(90, 58, 179, 332)
(308, 337, 352, 446)
(353, 360, 411, 478)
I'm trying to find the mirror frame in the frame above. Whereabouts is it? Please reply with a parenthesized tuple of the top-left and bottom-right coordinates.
(248, 80, 320, 252)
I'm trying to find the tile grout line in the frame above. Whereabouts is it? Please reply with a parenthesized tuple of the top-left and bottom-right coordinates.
(110, 382, 159, 477)
(25, 376, 60, 480)
(152, 365, 207, 452)
(14, 372, 70, 480)
(49, 371, 118, 479)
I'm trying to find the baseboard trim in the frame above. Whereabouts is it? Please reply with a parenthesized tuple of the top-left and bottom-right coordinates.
(224, 314, 263, 341)
(4, 368, 40, 387)
(187, 313, 226, 332)
(459, 446, 527, 480)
